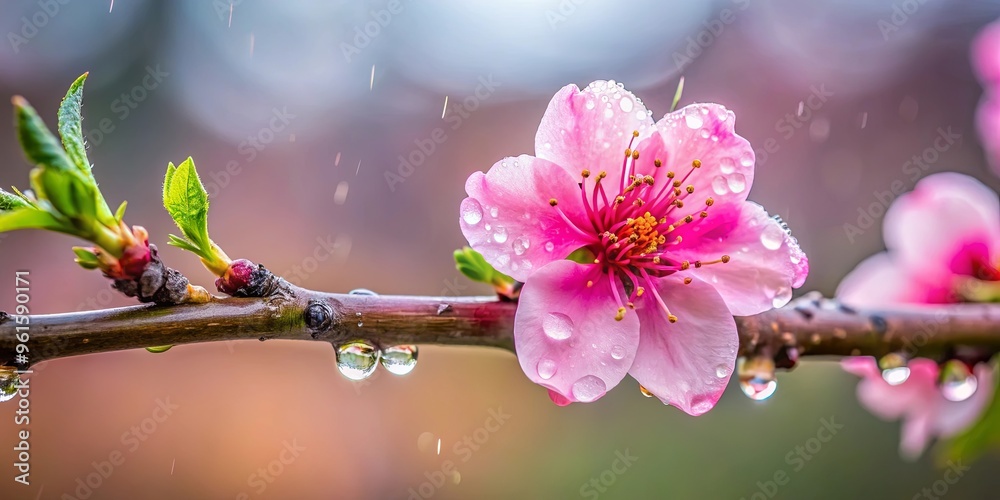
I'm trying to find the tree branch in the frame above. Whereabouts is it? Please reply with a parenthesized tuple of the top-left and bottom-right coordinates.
(2, 287, 1000, 368)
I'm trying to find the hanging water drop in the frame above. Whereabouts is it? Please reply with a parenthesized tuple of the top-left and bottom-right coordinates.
(571, 375, 607, 402)
(878, 352, 910, 386)
(336, 341, 380, 381)
(737, 357, 777, 401)
(940, 360, 978, 402)
(0, 369, 20, 403)
(381, 345, 419, 376)
(349, 288, 378, 296)
(639, 385, 655, 398)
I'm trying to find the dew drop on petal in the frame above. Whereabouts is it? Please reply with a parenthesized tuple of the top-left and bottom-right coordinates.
(712, 176, 729, 195)
(496, 254, 510, 267)
(544, 242, 555, 252)
(585, 100, 595, 110)
(604, 108, 614, 119)
(484, 223, 491, 231)
(380, 345, 418, 375)
(761, 224, 785, 250)
(537, 359, 557, 380)
(490, 207, 498, 218)
(610, 345, 626, 360)
(700, 129, 711, 139)
(772, 287, 793, 308)
(619, 97, 634, 112)
(336, 341, 380, 381)
(684, 112, 704, 129)
(571, 375, 607, 402)
(461, 199, 483, 225)
(739, 153, 754, 167)
(513, 236, 530, 256)
(493, 226, 508, 243)
(720, 157, 736, 174)
(715, 364, 729, 379)
(542, 312, 574, 340)
(727, 173, 747, 193)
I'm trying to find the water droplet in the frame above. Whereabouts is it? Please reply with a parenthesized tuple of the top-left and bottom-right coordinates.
(635, 110, 646, 120)
(146, 345, 172, 353)
(772, 287, 793, 308)
(493, 226, 508, 243)
(727, 173, 746, 193)
(737, 357, 777, 401)
(336, 341, 380, 381)
(684, 112, 704, 129)
(715, 364, 729, 378)
(542, 312, 574, 340)
(381, 345, 418, 376)
(484, 223, 491, 231)
(881, 367, 911, 386)
(571, 375, 607, 402)
(941, 361, 979, 402)
(604, 108, 614, 119)
(513, 236, 530, 256)
(496, 254, 510, 267)
(544, 242, 554, 252)
(490, 207, 498, 218)
(639, 385, 655, 398)
(544, 142, 552, 149)
(712, 176, 729, 195)
(461, 199, 483, 225)
(357, 321, 364, 327)
(610, 345, 627, 360)
(585, 100, 595, 110)
(739, 154, 754, 167)
(720, 157, 736, 174)
(349, 288, 378, 296)
(537, 359, 557, 380)
(761, 223, 785, 250)
(618, 97, 634, 112)
(0, 369, 20, 403)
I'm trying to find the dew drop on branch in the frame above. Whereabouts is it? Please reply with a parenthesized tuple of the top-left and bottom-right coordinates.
(336, 341, 380, 381)
(381, 345, 418, 376)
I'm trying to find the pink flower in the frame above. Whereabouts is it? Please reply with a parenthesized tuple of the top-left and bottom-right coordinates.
(837, 173, 1000, 306)
(973, 19, 1000, 174)
(459, 81, 808, 414)
(838, 172, 998, 457)
(841, 358, 994, 460)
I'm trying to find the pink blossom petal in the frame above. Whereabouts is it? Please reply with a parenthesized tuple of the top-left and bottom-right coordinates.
(534, 81, 655, 189)
(650, 103, 756, 206)
(514, 261, 640, 404)
(978, 96, 1000, 175)
(841, 356, 881, 379)
(836, 253, 925, 307)
(933, 363, 995, 438)
(972, 19, 1000, 86)
(461, 155, 595, 282)
(899, 411, 934, 461)
(847, 358, 939, 422)
(628, 276, 738, 416)
(884, 173, 1000, 273)
(670, 201, 808, 316)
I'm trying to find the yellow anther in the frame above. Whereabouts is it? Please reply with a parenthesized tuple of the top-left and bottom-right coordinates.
(632, 130, 640, 138)
(615, 307, 627, 321)
(686, 185, 694, 194)
(654, 159, 663, 168)
(705, 197, 714, 206)
(683, 215, 693, 223)
(549, 198, 558, 206)
(636, 287, 645, 297)
(692, 159, 702, 168)
(674, 200, 684, 208)
(680, 261, 690, 270)
(631, 150, 640, 160)
(694, 260, 703, 268)
(624, 148, 632, 157)
(582, 169, 591, 178)
(587, 280, 594, 287)
(667, 171, 675, 179)
(668, 314, 678, 323)
(721, 255, 731, 263)
(683, 277, 693, 285)
(700, 211, 708, 218)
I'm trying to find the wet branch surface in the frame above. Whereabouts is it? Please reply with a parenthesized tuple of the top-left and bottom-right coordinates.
(2, 287, 1000, 368)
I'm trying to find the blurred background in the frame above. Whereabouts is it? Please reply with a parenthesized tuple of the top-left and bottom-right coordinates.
(1, 0, 999, 498)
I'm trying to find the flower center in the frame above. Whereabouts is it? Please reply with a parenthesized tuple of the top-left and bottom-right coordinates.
(548, 130, 732, 322)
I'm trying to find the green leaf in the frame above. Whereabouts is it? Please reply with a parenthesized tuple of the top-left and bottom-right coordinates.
(453, 247, 513, 287)
(57, 73, 93, 178)
(114, 200, 127, 222)
(166, 233, 203, 255)
(29, 166, 97, 221)
(0, 207, 68, 233)
(939, 358, 1000, 464)
(0, 189, 28, 211)
(163, 158, 210, 251)
(12, 96, 76, 174)
(72, 246, 101, 270)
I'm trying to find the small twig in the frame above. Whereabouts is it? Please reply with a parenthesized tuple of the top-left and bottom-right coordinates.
(1, 289, 999, 368)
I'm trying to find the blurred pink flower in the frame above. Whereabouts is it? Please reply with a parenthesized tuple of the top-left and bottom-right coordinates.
(838, 172, 999, 458)
(974, 19, 1000, 174)
(842, 358, 994, 460)
(460, 81, 808, 414)
(838, 173, 1000, 305)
